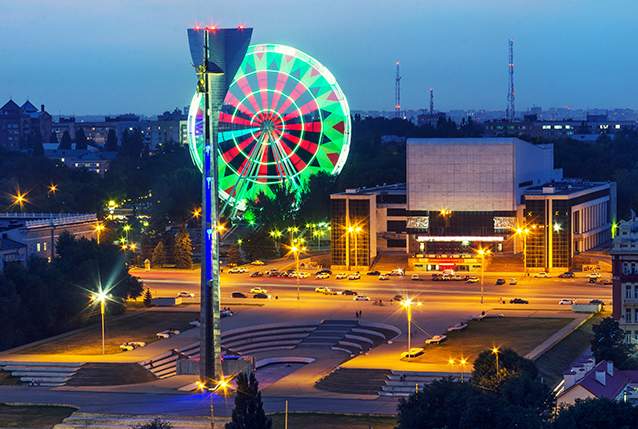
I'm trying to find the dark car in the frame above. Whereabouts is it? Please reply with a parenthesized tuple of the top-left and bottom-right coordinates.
(316, 268, 332, 275)
(392, 294, 403, 302)
(367, 270, 381, 276)
(588, 277, 598, 284)
(341, 289, 358, 296)
(231, 291, 247, 298)
(559, 272, 575, 278)
(509, 298, 529, 304)
(495, 278, 506, 285)
(432, 274, 442, 281)
(253, 293, 269, 299)
(250, 271, 263, 277)
(589, 299, 604, 305)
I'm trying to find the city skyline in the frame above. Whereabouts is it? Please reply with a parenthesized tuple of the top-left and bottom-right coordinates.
(2, 0, 638, 115)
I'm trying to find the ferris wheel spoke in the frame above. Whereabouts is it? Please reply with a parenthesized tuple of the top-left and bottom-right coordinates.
(235, 75, 262, 114)
(225, 92, 257, 117)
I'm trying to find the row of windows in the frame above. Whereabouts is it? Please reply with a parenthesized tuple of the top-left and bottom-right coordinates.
(35, 241, 47, 252)
(623, 307, 638, 323)
(622, 262, 638, 275)
(624, 284, 638, 299)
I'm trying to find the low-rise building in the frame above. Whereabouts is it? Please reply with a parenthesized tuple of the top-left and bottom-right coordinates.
(612, 214, 638, 344)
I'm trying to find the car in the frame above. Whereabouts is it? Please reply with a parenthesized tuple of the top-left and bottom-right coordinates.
(253, 293, 270, 299)
(366, 270, 381, 276)
(447, 322, 468, 332)
(340, 289, 358, 296)
(221, 308, 233, 318)
(509, 298, 529, 304)
(315, 287, 336, 295)
(432, 274, 442, 281)
(451, 275, 465, 281)
(156, 329, 180, 339)
(466, 276, 479, 284)
(250, 271, 263, 278)
(298, 271, 310, 279)
(588, 272, 602, 279)
(390, 268, 405, 276)
(315, 272, 330, 279)
(559, 272, 575, 279)
(250, 287, 268, 294)
(177, 291, 195, 298)
(348, 273, 361, 280)
(534, 272, 551, 278)
(424, 334, 447, 345)
(392, 294, 403, 302)
(119, 341, 146, 351)
(559, 298, 575, 305)
(189, 320, 201, 327)
(378, 274, 390, 281)
(589, 299, 605, 305)
(509, 278, 518, 285)
(495, 278, 506, 285)
(251, 260, 265, 266)
(400, 347, 425, 359)
(228, 267, 245, 274)
(601, 279, 613, 286)
(588, 277, 598, 284)
(354, 295, 370, 301)
(316, 268, 332, 274)
(335, 273, 348, 280)
(231, 291, 247, 299)
(411, 274, 422, 281)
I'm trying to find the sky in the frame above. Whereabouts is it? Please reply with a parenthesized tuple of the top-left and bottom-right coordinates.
(1, 0, 637, 115)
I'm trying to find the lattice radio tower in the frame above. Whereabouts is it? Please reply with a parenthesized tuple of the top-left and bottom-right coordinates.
(429, 88, 434, 114)
(394, 60, 401, 118)
(506, 39, 515, 121)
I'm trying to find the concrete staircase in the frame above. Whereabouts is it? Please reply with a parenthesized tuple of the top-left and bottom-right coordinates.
(66, 363, 156, 386)
(379, 370, 458, 397)
(315, 368, 391, 395)
(0, 361, 84, 387)
(54, 413, 225, 429)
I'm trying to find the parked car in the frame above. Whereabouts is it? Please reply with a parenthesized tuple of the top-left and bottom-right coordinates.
(354, 295, 370, 301)
(253, 293, 270, 299)
(400, 347, 424, 359)
(366, 270, 381, 276)
(315, 287, 337, 295)
(432, 274, 442, 281)
(589, 299, 605, 305)
(251, 260, 265, 266)
(156, 329, 180, 339)
(250, 271, 263, 278)
(509, 278, 518, 285)
(348, 272, 361, 280)
(378, 274, 390, 281)
(447, 322, 468, 332)
(390, 268, 405, 276)
(177, 291, 195, 298)
(335, 273, 348, 280)
(340, 289, 358, 296)
(315, 272, 330, 279)
(600, 279, 613, 285)
(250, 287, 268, 294)
(588, 272, 602, 279)
(392, 294, 404, 302)
(509, 298, 529, 304)
(534, 272, 551, 278)
(231, 291, 247, 299)
(559, 271, 575, 279)
(495, 278, 506, 285)
(466, 276, 479, 284)
(228, 267, 246, 274)
(559, 299, 575, 305)
(588, 277, 598, 284)
(316, 268, 332, 275)
(221, 308, 233, 318)
(411, 274, 422, 281)
(120, 341, 146, 351)
(424, 335, 447, 345)
(189, 320, 201, 327)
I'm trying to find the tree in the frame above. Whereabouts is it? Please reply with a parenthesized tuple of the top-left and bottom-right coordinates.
(472, 348, 538, 391)
(49, 131, 58, 144)
(227, 244, 242, 265)
(242, 229, 280, 260)
(143, 288, 153, 307)
(132, 418, 173, 429)
(225, 372, 271, 429)
(297, 172, 337, 222)
(591, 317, 635, 368)
(29, 129, 44, 157)
(173, 230, 193, 269)
(105, 128, 118, 151)
(553, 398, 638, 429)
(59, 130, 72, 150)
(151, 241, 166, 268)
(121, 128, 144, 158)
(75, 128, 88, 150)
(246, 185, 298, 231)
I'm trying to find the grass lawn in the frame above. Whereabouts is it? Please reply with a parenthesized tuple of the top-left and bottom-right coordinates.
(412, 317, 572, 366)
(0, 404, 75, 428)
(17, 311, 198, 355)
(270, 413, 396, 429)
(535, 312, 605, 387)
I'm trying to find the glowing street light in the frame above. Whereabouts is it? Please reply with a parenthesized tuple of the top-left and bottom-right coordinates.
(459, 356, 468, 382)
(400, 296, 422, 353)
(192, 207, 202, 219)
(288, 243, 306, 301)
(215, 223, 227, 235)
(48, 183, 58, 195)
(476, 247, 492, 304)
(123, 224, 132, 242)
(514, 226, 532, 276)
(10, 190, 29, 209)
(346, 225, 363, 270)
(196, 374, 234, 429)
(94, 222, 105, 244)
(90, 288, 111, 355)
(491, 346, 500, 376)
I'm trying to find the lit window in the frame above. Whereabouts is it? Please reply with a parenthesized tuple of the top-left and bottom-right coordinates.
(36, 243, 41, 252)
(43, 242, 47, 251)
(615, 124, 621, 129)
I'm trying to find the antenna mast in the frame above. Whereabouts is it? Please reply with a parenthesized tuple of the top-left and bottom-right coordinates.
(395, 60, 401, 118)
(506, 39, 515, 121)
(429, 88, 434, 115)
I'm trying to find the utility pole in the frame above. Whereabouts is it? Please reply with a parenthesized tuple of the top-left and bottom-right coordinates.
(506, 39, 515, 121)
(429, 88, 434, 115)
(395, 60, 401, 118)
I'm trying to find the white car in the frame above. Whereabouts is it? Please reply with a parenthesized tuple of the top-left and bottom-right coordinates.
(424, 334, 447, 345)
(390, 268, 405, 276)
(559, 298, 575, 305)
(156, 329, 180, 339)
(251, 260, 265, 266)
(297, 271, 310, 279)
(177, 291, 195, 298)
(335, 273, 348, 280)
(348, 273, 361, 280)
(447, 322, 468, 332)
(400, 347, 424, 359)
(466, 276, 479, 284)
(228, 267, 247, 274)
(250, 287, 268, 294)
(411, 274, 421, 281)
(353, 295, 370, 301)
(588, 272, 602, 279)
(534, 272, 551, 278)
(378, 274, 390, 281)
(221, 309, 233, 318)
(315, 272, 330, 279)
(189, 320, 201, 328)
(119, 341, 146, 351)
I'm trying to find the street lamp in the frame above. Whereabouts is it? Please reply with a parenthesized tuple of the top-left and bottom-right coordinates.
(90, 288, 111, 355)
(48, 183, 58, 195)
(459, 357, 468, 382)
(196, 374, 233, 429)
(94, 222, 105, 245)
(400, 296, 422, 353)
(269, 229, 282, 253)
(10, 190, 29, 209)
(288, 243, 306, 301)
(123, 224, 132, 243)
(514, 226, 531, 276)
(476, 247, 492, 304)
(491, 346, 500, 377)
(347, 225, 362, 270)
(192, 207, 202, 219)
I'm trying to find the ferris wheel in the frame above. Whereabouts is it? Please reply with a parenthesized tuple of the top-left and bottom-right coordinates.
(188, 43, 351, 215)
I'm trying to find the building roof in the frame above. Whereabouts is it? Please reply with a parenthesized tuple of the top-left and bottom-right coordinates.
(523, 180, 611, 198)
(0, 213, 97, 229)
(407, 137, 530, 146)
(0, 237, 26, 251)
(332, 183, 406, 196)
(564, 360, 638, 401)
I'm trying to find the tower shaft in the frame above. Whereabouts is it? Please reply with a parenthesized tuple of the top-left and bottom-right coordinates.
(507, 39, 515, 121)
(429, 88, 434, 115)
(395, 61, 401, 118)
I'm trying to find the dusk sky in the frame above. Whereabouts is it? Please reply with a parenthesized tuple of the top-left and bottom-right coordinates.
(2, 0, 637, 115)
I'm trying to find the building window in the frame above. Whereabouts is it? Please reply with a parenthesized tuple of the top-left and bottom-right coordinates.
(627, 284, 633, 299)
(43, 242, 47, 251)
(635, 309, 638, 324)
(626, 308, 632, 323)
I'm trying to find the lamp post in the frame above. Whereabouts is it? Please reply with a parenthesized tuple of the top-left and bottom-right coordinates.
(459, 357, 468, 383)
(196, 375, 232, 429)
(91, 289, 110, 355)
(123, 224, 131, 243)
(289, 243, 306, 301)
(514, 226, 531, 276)
(491, 346, 500, 378)
(477, 247, 492, 305)
(347, 225, 362, 271)
(95, 222, 105, 245)
(400, 296, 421, 353)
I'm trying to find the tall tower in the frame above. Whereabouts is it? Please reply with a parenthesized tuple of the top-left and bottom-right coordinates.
(429, 88, 434, 115)
(187, 26, 252, 385)
(394, 60, 401, 118)
(506, 39, 515, 121)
